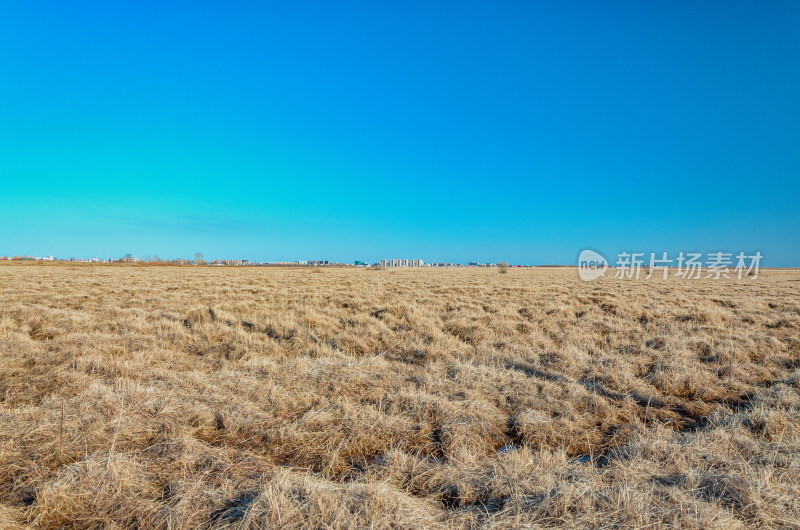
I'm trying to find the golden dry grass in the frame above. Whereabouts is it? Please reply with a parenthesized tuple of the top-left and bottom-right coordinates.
(1, 263, 798, 528)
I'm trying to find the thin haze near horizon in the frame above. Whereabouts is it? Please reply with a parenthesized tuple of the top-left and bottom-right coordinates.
(1, 2, 798, 265)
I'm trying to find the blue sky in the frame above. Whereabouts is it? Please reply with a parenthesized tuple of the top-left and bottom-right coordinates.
(1, 1, 798, 264)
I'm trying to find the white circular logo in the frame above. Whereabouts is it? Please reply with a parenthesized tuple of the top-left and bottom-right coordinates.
(578, 250, 608, 281)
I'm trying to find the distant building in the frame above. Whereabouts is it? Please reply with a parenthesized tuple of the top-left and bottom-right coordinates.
(209, 259, 249, 266)
(380, 258, 424, 268)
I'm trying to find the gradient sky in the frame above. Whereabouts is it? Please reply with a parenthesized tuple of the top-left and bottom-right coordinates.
(1, 2, 798, 264)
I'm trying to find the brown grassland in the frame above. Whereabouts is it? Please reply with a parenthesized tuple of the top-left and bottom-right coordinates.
(0, 263, 798, 528)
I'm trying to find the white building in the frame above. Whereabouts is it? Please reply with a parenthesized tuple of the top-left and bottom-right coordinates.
(380, 258, 424, 268)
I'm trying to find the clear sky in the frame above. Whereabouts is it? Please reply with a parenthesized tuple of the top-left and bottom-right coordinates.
(1, 2, 798, 265)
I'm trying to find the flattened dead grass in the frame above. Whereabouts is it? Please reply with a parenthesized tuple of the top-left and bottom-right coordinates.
(0, 263, 798, 528)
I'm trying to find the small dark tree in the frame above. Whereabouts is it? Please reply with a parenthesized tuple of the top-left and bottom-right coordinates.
(194, 252, 205, 266)
(498, 261, 509, 274)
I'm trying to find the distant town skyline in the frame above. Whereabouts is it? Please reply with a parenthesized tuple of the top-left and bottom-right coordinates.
(2, 2, 798, 265)
(0, 253, 518, 267)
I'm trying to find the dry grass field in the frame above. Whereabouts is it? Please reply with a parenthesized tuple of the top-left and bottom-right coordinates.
(1, 263, 798, 528)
